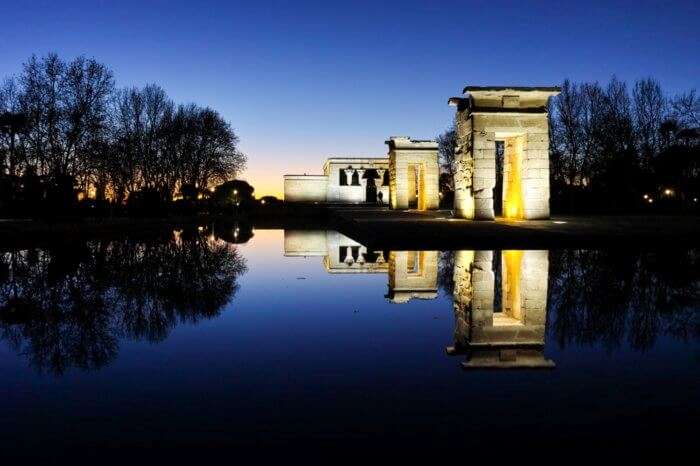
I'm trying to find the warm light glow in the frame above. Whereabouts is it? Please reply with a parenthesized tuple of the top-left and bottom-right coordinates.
(663, 188, 673, 196)
(197, 193, 203, 200)
(648, 198, 653, 204)
(261, 199, 266, 204)
(233, 189, 238, 195)
(502, 250, 524, 323)
(503, 137, 525, 219)
(643, 194, 649, 199)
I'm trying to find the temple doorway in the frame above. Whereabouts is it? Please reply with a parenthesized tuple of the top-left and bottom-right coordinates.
(502, 135, 525, 219)
(407, 165, 419, 208)
(366, 177, 377, 203)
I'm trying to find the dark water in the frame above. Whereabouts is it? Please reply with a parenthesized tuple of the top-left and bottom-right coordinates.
(0, 226, 698, 460)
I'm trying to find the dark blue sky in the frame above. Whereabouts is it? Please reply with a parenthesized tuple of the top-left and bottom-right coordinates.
(2, 0, 698, 195)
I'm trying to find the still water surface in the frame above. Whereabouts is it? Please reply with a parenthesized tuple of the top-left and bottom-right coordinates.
(0, 227, 697, 459)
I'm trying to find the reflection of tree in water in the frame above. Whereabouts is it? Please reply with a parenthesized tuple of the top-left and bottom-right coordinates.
(0, 230, 247, 375)
(437, 251, 455, 297)
(548, 249, 700, 352)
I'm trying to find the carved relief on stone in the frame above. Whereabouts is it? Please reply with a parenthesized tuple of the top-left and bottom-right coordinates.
(454, 157, 473, 190)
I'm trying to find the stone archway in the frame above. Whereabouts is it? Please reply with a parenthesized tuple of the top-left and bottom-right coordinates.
(449, 86, 560, 220)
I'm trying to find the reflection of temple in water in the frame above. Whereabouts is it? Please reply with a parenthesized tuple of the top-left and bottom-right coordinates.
(448, 250, 553, 369)
(284, 231, 553, 368)
(284, 231, 437, 302)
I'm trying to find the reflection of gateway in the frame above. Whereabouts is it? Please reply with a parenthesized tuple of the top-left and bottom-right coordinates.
(447, 250, 554, 369)
(283, 230, 437, 302)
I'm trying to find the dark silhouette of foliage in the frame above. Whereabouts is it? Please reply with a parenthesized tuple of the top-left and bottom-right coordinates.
(0, 53, 247, 217)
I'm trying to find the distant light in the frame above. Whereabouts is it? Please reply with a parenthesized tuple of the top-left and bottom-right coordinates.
(197, 193, 203, 200)
(209, 187, 215, 192)
(648, 198, 654, 204)
(261, 199, 266, 205)
(643, 194, 649, 199)
(663, 188, 673, 196)
(695, 198, 698, 203)
(553, 220, 567, 224)
(233, 189, 238, 195)
(198, 226, 204, 231)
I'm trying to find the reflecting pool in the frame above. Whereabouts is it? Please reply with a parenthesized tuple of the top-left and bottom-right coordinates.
(0, 227, 698, 459)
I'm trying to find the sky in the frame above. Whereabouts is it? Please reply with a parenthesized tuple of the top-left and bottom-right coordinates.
(2, 0, 698, 197)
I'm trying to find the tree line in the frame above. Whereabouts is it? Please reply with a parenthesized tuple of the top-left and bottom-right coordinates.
(0, 53, 246, 215)
(438, 77, 700, 212)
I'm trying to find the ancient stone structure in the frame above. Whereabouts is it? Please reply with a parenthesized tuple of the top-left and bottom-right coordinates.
(386, 137, 440, 210)
(386, 250, 438, 303)
(283, 230, 438, 302)
(283, 137, 438, 210)
(283, 230, 388, 273)
(449, 249, 553, 369)
(449, 86, 560, 220)
(284, 158, 390, 204)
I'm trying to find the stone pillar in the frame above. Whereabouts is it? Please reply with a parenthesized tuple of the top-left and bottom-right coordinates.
(472, 129, 496, 219)
(343, 247, 354, 265)
(519, 250, 548, 326)
(522, 128, 551, 219)
(343, 168, 354, 186)
(356, 168, 366, 190)
(451, 250, 494, 349)
(376, 169, 386, 185)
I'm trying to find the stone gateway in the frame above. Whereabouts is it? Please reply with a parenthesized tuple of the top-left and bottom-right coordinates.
(449, 86, 560, 220)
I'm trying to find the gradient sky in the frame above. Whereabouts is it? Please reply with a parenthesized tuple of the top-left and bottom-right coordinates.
(2, 0, 698, 197)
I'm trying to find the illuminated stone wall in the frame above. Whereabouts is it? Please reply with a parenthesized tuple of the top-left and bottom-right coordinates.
(450, 87, 560, 220)
(283, 175, 328, 202)
(387, 137, 440, 210)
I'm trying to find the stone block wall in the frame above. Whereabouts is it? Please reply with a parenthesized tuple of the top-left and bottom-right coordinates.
(283, 175, 328, 202)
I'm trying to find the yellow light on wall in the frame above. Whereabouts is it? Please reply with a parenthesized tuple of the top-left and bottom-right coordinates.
(504, 137, 524, 220)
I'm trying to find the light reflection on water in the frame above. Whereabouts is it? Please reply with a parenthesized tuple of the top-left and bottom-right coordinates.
(0, 228, 697, 457)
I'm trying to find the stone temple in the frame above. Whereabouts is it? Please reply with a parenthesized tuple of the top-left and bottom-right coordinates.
(284, 136, 440, 209)
(283, 85, 560, 220)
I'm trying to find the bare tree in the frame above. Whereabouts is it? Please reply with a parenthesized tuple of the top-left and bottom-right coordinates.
(436, 121, 457, 189)
(633, 78, 666, 168)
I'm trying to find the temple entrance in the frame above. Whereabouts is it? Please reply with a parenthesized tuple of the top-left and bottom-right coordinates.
(407, 165, 419, 208)
(366, 176, 377, 203)
(502, 136, 525, 219)
(494, 141, 504, 216)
